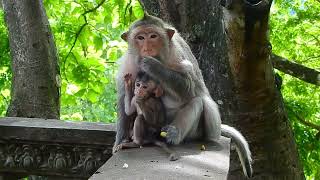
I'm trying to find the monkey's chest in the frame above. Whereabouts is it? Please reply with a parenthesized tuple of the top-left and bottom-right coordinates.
(136, 103, 165, 127)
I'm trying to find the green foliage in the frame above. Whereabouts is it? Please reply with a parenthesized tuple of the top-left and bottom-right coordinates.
(0, 10, 11, 117)
(42, 0, 143, 122)
(0, 0, 143, 121)
(270, 0, 320, 179)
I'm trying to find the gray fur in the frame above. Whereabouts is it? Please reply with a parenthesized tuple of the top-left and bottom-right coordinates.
(221, 124, 253, 177)
(115, 15, 253, 178)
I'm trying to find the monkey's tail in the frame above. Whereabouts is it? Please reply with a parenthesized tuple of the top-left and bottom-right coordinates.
(221, 124, 253, 178)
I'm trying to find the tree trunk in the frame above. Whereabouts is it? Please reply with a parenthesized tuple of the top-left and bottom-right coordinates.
(222, 0, 304, 179)
(141, 0, 305, 179)
(3, 0, 60, 119)
(2, 1, 60, 179)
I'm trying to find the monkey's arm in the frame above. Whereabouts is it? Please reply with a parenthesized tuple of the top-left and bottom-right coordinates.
(124, 76, 137, 115)
(114, 82, 135, 149)
(124, 95, 137, 115)
(140, 57, 194, 98)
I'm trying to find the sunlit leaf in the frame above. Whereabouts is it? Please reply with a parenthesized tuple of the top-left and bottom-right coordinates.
(93, 35, 103, 51)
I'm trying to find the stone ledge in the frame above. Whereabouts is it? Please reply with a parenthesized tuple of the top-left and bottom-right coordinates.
(0, 117, 115, 145)
(0, 117, 115, 178)
(90, 137, 230, 180)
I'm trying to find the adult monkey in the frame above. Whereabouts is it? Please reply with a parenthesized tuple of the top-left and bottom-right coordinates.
(115, 13, 253, 177)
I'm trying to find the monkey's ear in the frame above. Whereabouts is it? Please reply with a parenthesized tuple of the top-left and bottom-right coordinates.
(154, 86, 163, 97)
(166, 29, 175, 40)
(121, 32, 128, 41)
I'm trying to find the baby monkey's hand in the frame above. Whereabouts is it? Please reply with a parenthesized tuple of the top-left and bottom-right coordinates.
(124, 73, 133, 89)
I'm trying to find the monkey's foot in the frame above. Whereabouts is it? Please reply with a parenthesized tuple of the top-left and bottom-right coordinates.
(122, 138, 131, 143)
(169, 153, 179, 161)
(163, 125, 181, 145)
(113, 139, 132, 153)
(112, 146, 117, 154)
(113, 144, 123, 153)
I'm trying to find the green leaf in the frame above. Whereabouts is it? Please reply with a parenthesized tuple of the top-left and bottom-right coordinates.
(74, 89, 86, 97)
(93, 35, 103, 51)
(87, 89, 99, 103)
(78, 25, 89, 49)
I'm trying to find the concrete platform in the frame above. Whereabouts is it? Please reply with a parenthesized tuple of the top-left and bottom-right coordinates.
(90, 137, 230, 180)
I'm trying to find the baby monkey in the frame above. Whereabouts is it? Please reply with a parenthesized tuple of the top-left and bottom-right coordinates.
(115, 70, 178, 161)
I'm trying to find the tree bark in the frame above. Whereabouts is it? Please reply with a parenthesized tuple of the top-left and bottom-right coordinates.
(141, 0, 305, 179)
(222, 0, 304, 179)
(3, 0, 60, 119)
(271, 54, 320, 86)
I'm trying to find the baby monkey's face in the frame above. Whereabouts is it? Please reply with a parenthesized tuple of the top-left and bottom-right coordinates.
(134, 79, 156, 100)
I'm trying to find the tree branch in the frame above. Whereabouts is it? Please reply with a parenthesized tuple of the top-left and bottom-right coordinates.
(64, 0, 106, 62)
(82, 0, 106, 16)
(271, 54, 320, 86)
(295, 115, 320, 132)
(64, 19, 88, 64)
(0, 93, 8, 106)
(62, 0, 106, 81)
(287, 107, 320, 133)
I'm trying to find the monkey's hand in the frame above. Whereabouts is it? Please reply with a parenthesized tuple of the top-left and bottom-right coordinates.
(124, 73, 133, 89)
(140, 57, 162, 76)
(161, 125, 181, 145)
(124, 73, 132, 82)
(135, 96, 143, 103)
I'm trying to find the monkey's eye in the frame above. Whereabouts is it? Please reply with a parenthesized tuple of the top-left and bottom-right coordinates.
(150, 34, 158, 39)
(136, 83, 140, 87)
(136, 35, 144, 40)
(142, 85, 147, 89)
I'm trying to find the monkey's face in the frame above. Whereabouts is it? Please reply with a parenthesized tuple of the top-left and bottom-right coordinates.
(133, 27, 163, 57)
(134, 80, 156, 100)
(122, 21, 175, 60)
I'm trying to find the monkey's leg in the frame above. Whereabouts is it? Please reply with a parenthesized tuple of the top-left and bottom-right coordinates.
(132, 115, 145, 146)
(202, 95, 222, 141)
(113, 93, 135, 153)
(154, 141, 179, 161)
(165, 97, 203, 144)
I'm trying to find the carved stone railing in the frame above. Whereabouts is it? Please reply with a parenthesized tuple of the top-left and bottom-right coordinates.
(0, 117, 115, 179)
